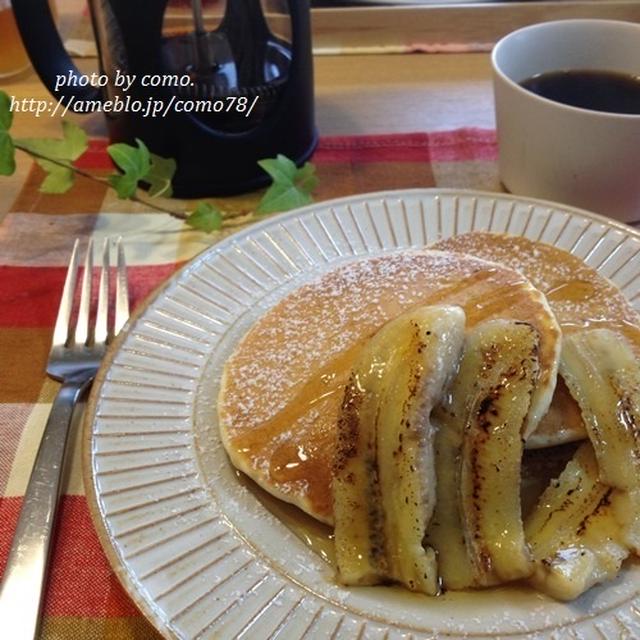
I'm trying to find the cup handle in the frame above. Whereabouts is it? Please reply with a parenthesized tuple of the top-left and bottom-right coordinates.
(12, 0, 101, 107)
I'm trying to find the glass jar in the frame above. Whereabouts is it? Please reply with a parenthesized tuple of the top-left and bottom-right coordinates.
(0, 0, 31, 79)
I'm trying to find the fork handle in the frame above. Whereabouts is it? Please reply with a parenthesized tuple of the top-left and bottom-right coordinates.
(0, 377, 91, 640)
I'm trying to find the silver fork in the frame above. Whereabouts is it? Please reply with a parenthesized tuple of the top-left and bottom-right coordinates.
(0, 237, 130, 640)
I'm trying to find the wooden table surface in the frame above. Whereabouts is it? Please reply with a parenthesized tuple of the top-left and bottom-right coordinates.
(1, 0, 495, 215)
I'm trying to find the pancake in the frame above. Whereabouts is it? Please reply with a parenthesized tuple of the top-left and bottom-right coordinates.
(218, 250, 560, 523)
(432, 233, 640, 448)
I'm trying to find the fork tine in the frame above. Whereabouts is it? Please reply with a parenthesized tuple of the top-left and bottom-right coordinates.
(52, 239, 80, 348)
(94, 238, 110, 345)
(114, 237, 130, 335)
(75, 238, 94, 346)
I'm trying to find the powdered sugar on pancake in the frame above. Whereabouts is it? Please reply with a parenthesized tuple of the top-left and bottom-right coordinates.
(227, 252, 482, 424)
(433, 233, 640, 340)
(219, 249, 560, 523)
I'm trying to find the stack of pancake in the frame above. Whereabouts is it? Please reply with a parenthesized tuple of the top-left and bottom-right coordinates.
(218, 232, 640, 601)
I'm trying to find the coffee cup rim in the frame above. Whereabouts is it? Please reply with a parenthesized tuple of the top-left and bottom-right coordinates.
(491, 19, 640, 121)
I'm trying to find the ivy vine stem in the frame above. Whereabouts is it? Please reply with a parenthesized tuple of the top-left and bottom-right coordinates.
(12, 143, 268, 225)
(13, 142, 190, 219)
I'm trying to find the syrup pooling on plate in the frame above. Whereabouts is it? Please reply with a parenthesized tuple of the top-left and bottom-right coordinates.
(218, 250, 560, 523)
(239, 443, 578, 575)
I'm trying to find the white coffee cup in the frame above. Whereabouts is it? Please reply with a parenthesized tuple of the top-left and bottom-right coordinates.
(492, 19, 640, 223)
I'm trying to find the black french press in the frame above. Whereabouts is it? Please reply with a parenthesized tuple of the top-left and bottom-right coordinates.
(12, 0, 317, 197)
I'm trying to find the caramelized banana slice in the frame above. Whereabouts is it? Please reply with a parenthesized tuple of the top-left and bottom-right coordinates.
(560, 329, 640, 491)
(530, 496, 628, 601)
(525, 442, 629, 600)
(560, 329, 640, 549)
(460, 320, 539, 584)
(427, 320, 539, 588)
(425, 403, 478, 590)
(525, 442, 607, 561)
(333, 305, 465, 594)
(612, 489, 640, 553)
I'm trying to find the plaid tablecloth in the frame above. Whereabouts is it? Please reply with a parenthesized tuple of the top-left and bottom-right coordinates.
(0, 128, 499, 639)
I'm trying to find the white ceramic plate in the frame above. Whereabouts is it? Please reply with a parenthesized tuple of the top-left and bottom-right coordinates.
(85, 189, 640, 640)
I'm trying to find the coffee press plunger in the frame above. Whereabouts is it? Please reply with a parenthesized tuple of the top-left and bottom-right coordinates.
(13, 0, 317, 197)
(165, 0, 292, 130)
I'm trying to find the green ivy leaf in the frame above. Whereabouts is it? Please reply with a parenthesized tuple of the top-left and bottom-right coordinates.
(256, 155, 317, 215)
(108, 138, 151, 176)
(186, 202, 223, 232)
(59, 121, 88, 161)
(17, 120, 88, 162)
(108, 173, 139, 199)
(146, 153, 176, 198)
(0, 91, 13, 131)
(0, 131, 15, 176)
(258, 154, 297, 185)
(36, 158, 75, 194)
(296, 161, 319, 192)
(107, 138, 151, 199)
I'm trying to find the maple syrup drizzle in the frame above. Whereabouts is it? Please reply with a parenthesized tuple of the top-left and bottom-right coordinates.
(545, 279, 596, 303)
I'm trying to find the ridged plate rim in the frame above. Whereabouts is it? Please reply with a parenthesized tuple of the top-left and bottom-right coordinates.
(83, 188, 640, 640)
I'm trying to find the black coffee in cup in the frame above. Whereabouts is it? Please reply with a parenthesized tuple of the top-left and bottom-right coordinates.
(520, 70, 640, 115)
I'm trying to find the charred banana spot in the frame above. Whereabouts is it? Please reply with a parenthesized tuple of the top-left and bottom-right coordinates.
(469, 445, 487, 516)
(477, 386, 502, 432)
(365, 456, 387, 570)
(576, 488, 613, 536)
(566, 476, 583, 496)
(334, 376, 363, 473)
(393, 429, 405, 458)
(409, 320, 422, 351)
(538, 476, 584, 531)
(406, 362, 423, 404)
(478, 550, 493, 574)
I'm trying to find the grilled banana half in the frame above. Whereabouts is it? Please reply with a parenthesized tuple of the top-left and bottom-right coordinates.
(427, 320, 540, 588)
(525, 329, 640, 600)
(332, 305, 465, 594)
(525, 443, 607, 561)
(525, 443, 629, 601)
(425, 404, 477, 590)
(560, 329, 640, 549)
